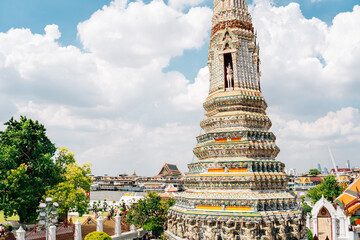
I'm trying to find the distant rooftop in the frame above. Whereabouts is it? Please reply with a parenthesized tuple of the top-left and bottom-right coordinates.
(157, 163, 182, 176)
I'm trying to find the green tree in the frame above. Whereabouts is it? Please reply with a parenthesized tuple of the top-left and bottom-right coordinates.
(308, 169, 321, 176)
(300, 195, 313, 215)
(55, 147, 76, 174)
(108, 201, 117, 216)
(46, 149, 92, 219)
(0, 116, 59, 223)
(302, 202, 313, 215)
(102, 200, 109, 213)
(307, 175, 342, 204)
(126, 192, 175, 237)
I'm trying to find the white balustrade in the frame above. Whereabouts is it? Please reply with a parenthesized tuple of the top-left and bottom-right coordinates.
(97, 216, 103, 232)
(114, 214, 121, 236)
(74, 219, 82, 240)
(16, 226, 26, 240)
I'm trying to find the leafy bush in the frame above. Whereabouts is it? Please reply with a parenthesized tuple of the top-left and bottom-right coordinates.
(307, 175, 342, 204)
(4, 224, 13, 231)
(350, 216, 360, 226)
(126, 192, 175, 237)
(309, 169, 321, 176)
(84, 231, 112, 240)
(308, 228, 313, 240)
(302, 202, 313, 215)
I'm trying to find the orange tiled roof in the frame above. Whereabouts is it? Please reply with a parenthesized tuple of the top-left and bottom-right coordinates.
(336, 193, 357, 207)
(346, 177, 360, 196)
(335, 176, 360, 214)
(347, 202, 360, 215)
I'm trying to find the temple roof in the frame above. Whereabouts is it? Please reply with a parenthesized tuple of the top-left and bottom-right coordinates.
(331, 168, 351, 173)
(157, 163, 182, 176)
(335, 177, 360, 215)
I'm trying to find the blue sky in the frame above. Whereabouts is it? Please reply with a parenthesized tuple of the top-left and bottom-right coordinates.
(1, 0, 360, 175)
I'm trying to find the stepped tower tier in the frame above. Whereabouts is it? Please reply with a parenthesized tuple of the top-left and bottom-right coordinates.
(165, 0, 306, 239)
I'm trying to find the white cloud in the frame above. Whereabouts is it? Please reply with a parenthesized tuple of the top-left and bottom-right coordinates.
(250, 1, 360, 171)
(77, 0, 212, 68)
(1, 0, 360, 175)
(250, 2, 360, 119)
(172, 66, 209, 111)
(44, 24, 61, 40)
(272, 107, 360, 140)
(0, 0, 211, 175)
(270, 107, 360, 171)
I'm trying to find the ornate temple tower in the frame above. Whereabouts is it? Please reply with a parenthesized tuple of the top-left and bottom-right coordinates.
(165, 0, 306, 239)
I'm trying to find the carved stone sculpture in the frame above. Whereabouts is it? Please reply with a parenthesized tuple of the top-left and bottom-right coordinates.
(185, 220, 199, 240)
(221, 220, 238, 240)
(177, 221, 184, 238)
(291, 222, 301, 239)
(226, 63, 234, 89)
(243, 222, 256, 240)
(203, 220, 219, 240)
(261, 222, 272, 240)
(277, 220, 287, 240)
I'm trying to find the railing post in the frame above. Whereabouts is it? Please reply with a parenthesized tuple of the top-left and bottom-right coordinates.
(48, 225, 56, 240)
(97, 216, 103, 232)
(16, 226, 26, 240)
(130, 224, 136, 232)
(306, 214, 311, 229)
(74, 220, 82, 240)
(115, 214, 121, 236)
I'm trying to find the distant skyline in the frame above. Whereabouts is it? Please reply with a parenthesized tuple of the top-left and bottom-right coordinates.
(1, 0, 360, 176)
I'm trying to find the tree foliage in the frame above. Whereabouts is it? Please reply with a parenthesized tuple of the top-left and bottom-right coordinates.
(0, 116, 59, 223)
(307, 175, 342, 204)
(55, 147, 76, 175)
(308, 169, 321, 176)
(302, 202, 313, 215)
(300, 195, 313, 215)
(46, 148, 92, 218)
(308, 229, 313, 240)
(126, 192, 175, 237)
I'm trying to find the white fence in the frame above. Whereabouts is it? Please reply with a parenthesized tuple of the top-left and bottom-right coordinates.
(16, 214, 146, 240)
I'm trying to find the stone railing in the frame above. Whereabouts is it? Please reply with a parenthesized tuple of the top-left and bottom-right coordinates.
(16, 214, 147, 240)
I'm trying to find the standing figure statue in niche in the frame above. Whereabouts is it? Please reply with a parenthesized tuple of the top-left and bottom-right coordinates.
(226, 63, 234, 89)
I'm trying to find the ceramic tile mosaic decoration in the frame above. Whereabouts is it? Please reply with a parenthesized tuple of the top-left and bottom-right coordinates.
(165, 0, 306, 239)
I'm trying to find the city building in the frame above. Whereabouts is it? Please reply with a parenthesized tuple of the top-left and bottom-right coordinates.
(90, 173, 141, 191)
(139, 163, 183, 191)
(165, 0, 306, 239)
(331, 168, 352, 175)
(347, 160, 351, 169)
(90, 163, 183, 192)
(318, 164, 323, 173)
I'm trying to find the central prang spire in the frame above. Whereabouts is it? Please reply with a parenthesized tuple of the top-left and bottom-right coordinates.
(213, 0, 249, 13)
(209, 0, 260, 94)
(165, 1, 306, 239)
